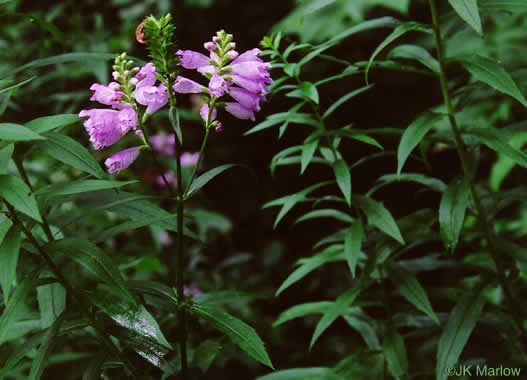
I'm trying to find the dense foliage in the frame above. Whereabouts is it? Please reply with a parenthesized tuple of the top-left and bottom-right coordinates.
(1, 0, 527, 379)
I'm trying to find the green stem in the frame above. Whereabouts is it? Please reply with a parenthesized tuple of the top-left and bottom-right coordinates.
(183, 124, 211, 198)
(429, 0, 527, 352)
(14, 159, 54, 242)
(4, 201, 139, 379)
(165, 75, 189, 377)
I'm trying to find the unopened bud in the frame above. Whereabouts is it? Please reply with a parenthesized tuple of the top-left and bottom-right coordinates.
(123, 70, 130, 76)
(229, 42, 236, 50)
(112, 71, 120, 80)
(204, 41, 216, 51)
(227, 50, 238, 60)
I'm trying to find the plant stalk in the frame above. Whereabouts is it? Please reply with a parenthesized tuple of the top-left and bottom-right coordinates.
(429, 0, 527, 352)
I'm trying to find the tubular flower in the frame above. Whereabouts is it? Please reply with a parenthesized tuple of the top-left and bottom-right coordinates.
(173, 76, 206, 94)
(180, 152, 200, 167)
(78, 107, 137, 150)
(105, 146, 141, 173)
(175, 30, 272, 128)
(89, 82, 123, 106)
(133, 63, 168, 114)
(150, 133, 175, 156)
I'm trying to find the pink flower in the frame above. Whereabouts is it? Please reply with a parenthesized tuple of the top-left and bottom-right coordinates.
(160, 230, 173, 246)
(232, 48, 263, 64)
(215, 122, 223, 132)
(180, 152, 199, 167)
(176, 50, 210, 69)
(225, 102, 255, 121)
(78, 107, 137, 150)
(172, 76, 206, 94)
(208, 73, 228, 97)
(230, 74, 271, 95)
(134, 62, 157, 87)
(135, 83, 168, 114)
(229, 86, 264, 112)
(150, 133, 175, 156)
(104, 146, 141, 173)
(199, 104, 217, 123)
(89, 82, 123, 106)
(230, 61, 271, 81)
(204, 41, 217, 51)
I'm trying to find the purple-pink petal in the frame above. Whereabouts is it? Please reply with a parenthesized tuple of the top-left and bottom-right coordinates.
(232, 48, 263, 64)
(173, 76, 206, 94)
(208, 73, 228, 97)
(230, 61, 271, 80)
(177, 50, 210, 69)
(89, 83, 123, 106)
(229, 86, 264, 112)
(150, 133, 175, 156)
(230, 74, 270, 94)
(135, 62, 157, 88)
(200, 104, 217, 123)
(157, 171, 178, 186)
(105, 146, 141, 173)
(225, 102, 255, 121)
(180, 152, 200, 167)
(135, 84, 169, 114)
(79, 108, 137, 150)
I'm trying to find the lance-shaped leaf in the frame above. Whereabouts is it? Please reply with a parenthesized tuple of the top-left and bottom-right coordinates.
(310, 286, 361, 349)
(436, 290, 486, 380)
(37, 275, 66, 329)
(186, 164, 242, 198)
(387, 261, 439, 324)
(366, 23, 431, 84)
(28, 312, 66, 380)
(322, 85, 374, 120)
(466, 127, 527, 169)
(460, 55, 527, 107)
(383, 328, 408, 380)
(344, 219, 363, 277)
(257, 368, 336, 380)
(190, 303, 274, 369)
(333, 159, 352, 206)
(298, 81, 319, 104)
(0, 174, 43, 223)
(274, 301, 334, 327)
(37, 133, 105, 179)
(301, 139, 319, 174)
(448, 0, 483, 36)
(25, 114, 80, 133)
(276, 245, 344, 296)
(0, 278, 32, 344)
(388, 44, 439, 74)
(0, 225, 20, 305)
(0, 144, 14, 175)
(351, 195, 405, 244)
(439, 177, 470, 253)
(169, 106, 182, 145)
(0, 123, 46, 141)
(35, 179, 138, 198)
(397, 112, 440, 176)
(48, 238, 134, 302)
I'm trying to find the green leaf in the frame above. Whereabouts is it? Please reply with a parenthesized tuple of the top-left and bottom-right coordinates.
(274, 301, 333, 326)
(35, 179, 138, 198)
(295, 209, 354, 224)
(47, 238, 134, 303)
(299, 82, 319, 104)
(448, 0, 483, 36)
(169, 106, 183, 145)
(466, 127, 527, 169)
(244, 112, 320, 135)
(436, 290, 486, 380)
(352, 195, 405, 244)
(439, 177, 470, 253)
(366, 23, 431, 84)
(344, 219, 363, 277)
(192, 339, 222, 373)
(190, 304, 274, 369)
(387, 262, 439, 324)
(397, 112, 439, 176)
(0, 331, 45, 380)
(25, 114, 80, 134)
(37, 133, 105, 179)
(37, 277, 66, 329)
(186, 164, 240, 197)
(310, 287, 361, 349)
(276, 245, 344, 295)
(0, 278, 32, 344)
(28, 312, 65, 380)
(479, 0, 527, 11)
(342, 315, 380, 350)
(193, 290, 257, 307)
(383, 328, 408, 380)
(322, 85, 374, 120)
(0, 123, 46, 141)
(332, 159, 351, 207)
(489, 132, 527, 190)
(0, 76, 36, 95)
(257, 368, 336, 380)
(372, 173, 447, 195)
(301, 139, 318, 174)
(0, 174, 43, 223)
(460, 55, 527, 107)
(387, 44, 439, 74)
(0, 144, 14, 175)
(0, 225, 20, 305)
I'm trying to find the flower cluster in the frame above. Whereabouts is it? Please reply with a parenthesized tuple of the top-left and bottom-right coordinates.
(173, 30, 272, 129)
